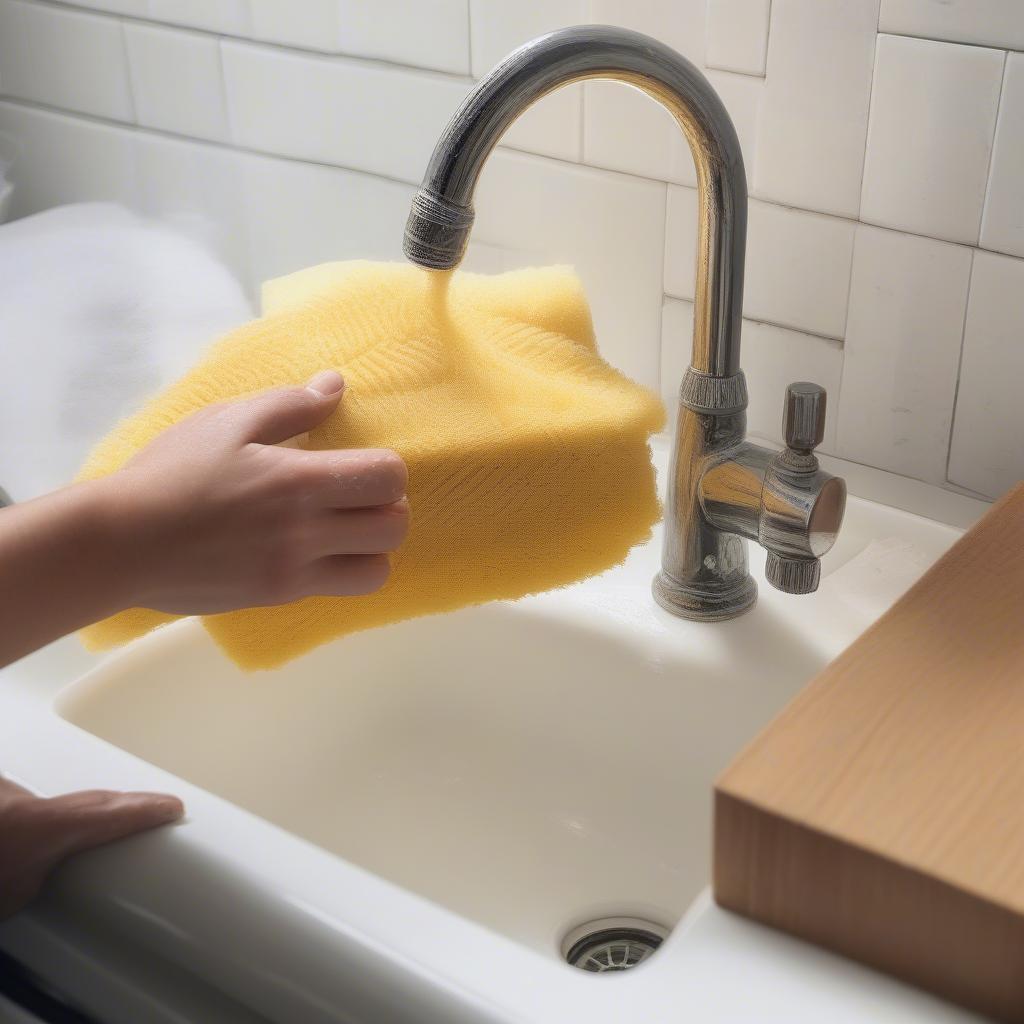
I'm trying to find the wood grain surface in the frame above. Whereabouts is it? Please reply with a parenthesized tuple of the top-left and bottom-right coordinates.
(714, 482, 1024, 1022)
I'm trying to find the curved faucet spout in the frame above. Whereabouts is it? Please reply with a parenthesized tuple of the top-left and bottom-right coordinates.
(404, 25, 846, 622)
(403, 25, 746, 379)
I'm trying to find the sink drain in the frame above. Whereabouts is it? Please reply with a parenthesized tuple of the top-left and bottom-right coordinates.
(562, 917, 667, 973)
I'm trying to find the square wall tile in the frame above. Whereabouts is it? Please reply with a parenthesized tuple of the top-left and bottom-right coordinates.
(239, 150, 414, 292)
(754, 0, 879, 218)
(706, 0, 770, 76)
(475, 149, 666, 390)
(125, 23, 228, 141)
(0, 0, 134, 121)
(948, 250, 1024, 499)
(583, 80, 676, 182)
(837, 225, 972, 484)
(0, 101, 137, 215)
(661, 298, 843, 450)
(880, 0, 1024, 51)
(222, 41, 470, 184)
(981, 53, 1024, 259)
(742, 200, 855, 339)
(861, 35, 1003, 246)
(470, 0, 585, 161)
(337, 0, 470, 74)
(666, 191, 855, 339)
(145, 0, 249, 35)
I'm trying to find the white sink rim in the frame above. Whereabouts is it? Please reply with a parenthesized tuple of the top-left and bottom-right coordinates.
(0, 440, 988, 1024)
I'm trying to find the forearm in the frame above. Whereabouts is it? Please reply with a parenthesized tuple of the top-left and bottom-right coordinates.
(0, 479, 137, 668)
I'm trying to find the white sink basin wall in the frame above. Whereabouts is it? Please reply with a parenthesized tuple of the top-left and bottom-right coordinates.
(0, 439, 990, 1024)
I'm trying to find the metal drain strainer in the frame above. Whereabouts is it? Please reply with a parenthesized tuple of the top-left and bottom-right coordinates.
(562, 917, 668, 973)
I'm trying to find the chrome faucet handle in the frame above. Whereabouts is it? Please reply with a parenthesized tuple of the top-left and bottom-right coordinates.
(783, 381, 826, 455)
(761, 381, 845, 596)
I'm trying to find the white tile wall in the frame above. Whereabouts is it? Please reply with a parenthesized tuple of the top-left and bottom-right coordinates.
(754, 0, 879, 218)
(981, 53, 1024, 259)
(738, 200, 855, 339)
(860, 35, 1004, 245)
(0, 0, 134, 121)
(665, 191, 855, 339)
(247, 0, 338, 53)
(335, 0, 470, 74)
(738, 319, 843, 453)
(145, 0, 249, 35)
(880, 0, 1024, 52)
(472, 149, 666, 390)
(133, 132, 250, 285)
(221, 40, 470, 183)
(469, 0, 585, 162)
(705, 0, 770, 76)
(2, 0, 1023, 501)
(948, 250, 1024, 497)
(125, 22, 228, 141)
(0, 101, 137, 211)
(584, 68, 761, 189)
(240, 152, 414, 290)
(663, 185, 698, 299)
(837, 225, 972, 483)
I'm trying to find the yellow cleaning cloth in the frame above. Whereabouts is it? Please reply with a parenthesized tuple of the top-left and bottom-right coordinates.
(79, 261, 665, 669)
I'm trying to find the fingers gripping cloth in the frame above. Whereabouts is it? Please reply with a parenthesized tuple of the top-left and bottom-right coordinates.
(78, 261, 666, 669)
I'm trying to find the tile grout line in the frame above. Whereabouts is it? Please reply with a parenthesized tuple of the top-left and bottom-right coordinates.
(0, 93, 421, 190)
(976, 50, 1010, 249)
(4, 86, 1021, 274)
(213, 25, 259, 298)
(943, 248, 977, 487)
(854, 24, 882, 224)
(116, 15, 138, 126)
(879, 27, 1024, 55)
(577, 80, 585, 163)
(30, 0, 477, 84)
(661, 294, 845, 348)
(656, 181, 669, 392)
(830, 225, 863, 459)
(7, 0, 1022, 258)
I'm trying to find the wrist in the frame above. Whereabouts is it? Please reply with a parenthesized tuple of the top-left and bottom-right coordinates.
(69, 475, 151, 616)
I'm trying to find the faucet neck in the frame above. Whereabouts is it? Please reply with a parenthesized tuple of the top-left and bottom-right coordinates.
(403, 25, 747, 381)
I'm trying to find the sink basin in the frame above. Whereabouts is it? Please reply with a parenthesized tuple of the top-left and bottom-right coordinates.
(0, 439, 978, 1022)
(57, 600, 823, 960)
(53, 456, 968, 973)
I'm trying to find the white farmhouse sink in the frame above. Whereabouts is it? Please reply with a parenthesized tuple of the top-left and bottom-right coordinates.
(0, 439, 989, 1024)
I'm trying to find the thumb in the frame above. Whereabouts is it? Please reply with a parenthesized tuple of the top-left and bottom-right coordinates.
(41, 790, 184, 861)
(236, 370, 345, 446)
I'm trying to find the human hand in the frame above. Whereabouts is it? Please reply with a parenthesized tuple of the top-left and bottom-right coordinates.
(97, 370, 409, 615)
(0, 775, 183, 919)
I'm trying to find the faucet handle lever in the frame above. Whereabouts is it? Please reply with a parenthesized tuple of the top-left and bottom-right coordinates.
(783, 381, 826, 454)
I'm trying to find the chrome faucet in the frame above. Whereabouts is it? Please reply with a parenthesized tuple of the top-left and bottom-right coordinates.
(403, 25, 846, 620)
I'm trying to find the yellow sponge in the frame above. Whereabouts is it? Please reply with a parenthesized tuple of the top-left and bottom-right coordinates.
(78, 261, 665, 669)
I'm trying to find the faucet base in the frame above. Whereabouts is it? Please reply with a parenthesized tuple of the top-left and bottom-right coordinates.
(651, 570, 757, 622)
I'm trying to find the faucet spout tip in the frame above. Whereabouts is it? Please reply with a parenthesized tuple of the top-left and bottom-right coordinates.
(403, 189, 475, 270)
